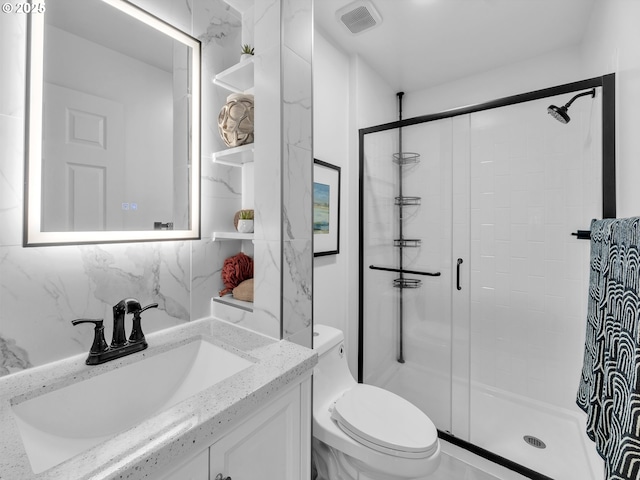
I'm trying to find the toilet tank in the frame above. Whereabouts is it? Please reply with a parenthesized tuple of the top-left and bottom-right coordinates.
(313, 324, 356, 407)
(313, 324, 343, 356)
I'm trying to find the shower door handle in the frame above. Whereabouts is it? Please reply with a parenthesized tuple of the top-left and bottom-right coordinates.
(456, 258, 463, 291)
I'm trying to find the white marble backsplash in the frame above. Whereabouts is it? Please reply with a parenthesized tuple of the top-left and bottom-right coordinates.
(0, 0, 243, 376)
(0, 243, 190, 372)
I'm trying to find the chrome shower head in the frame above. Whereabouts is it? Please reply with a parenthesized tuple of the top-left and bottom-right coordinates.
(547, 88, 596, 124)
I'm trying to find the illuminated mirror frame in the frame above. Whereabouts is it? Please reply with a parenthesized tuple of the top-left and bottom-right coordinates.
(24, 0, 201, 246)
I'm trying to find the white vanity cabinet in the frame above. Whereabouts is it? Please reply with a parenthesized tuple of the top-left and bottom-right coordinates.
(161, 449, 209, 480)
(160, 377, 312, 480)
(209, 378, 310, 480)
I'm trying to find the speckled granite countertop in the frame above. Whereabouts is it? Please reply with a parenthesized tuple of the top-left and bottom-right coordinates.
(0, 318, 317, 480)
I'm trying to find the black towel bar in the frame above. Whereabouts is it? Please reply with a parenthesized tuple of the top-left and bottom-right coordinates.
(571, 230, 591, 240)
(369, 265, 441, 277)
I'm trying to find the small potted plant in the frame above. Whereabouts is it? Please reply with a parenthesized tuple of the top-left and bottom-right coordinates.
(236, 209, 254, 233)
(241, 44, 254, 62)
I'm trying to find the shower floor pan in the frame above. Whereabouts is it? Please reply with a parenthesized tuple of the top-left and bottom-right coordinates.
(370, 361, 602, 480)
(469, 385, 601, 480)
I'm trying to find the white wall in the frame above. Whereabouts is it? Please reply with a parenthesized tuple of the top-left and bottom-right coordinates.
(352, 56, 398, 128)
(403, 45, 586, 118)
(312, 31, 349, 330)
(313, 30, 395, 375)
(313, 32, 352, 368)
(581, 0, 640, 218)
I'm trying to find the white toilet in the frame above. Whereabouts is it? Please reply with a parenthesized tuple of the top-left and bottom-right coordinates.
(312, 324, 441, 480)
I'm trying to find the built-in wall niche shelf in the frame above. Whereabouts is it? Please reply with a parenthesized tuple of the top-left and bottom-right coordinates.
(212, 147, 255, 243)
(394, 239, 422, 248)
(212, 143, 254, 167)
(212, 295, 253, 312)
(213, 58, 254, 94)
(395, 196, 421, 206)
(392, 152, 421, 165)
(212, 231, 254, 242)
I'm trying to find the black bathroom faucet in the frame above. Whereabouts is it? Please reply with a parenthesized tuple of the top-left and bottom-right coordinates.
(72, 298, 158, 365)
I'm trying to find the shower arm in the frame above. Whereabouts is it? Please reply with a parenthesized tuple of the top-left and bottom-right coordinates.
(563, 89, 595, 109)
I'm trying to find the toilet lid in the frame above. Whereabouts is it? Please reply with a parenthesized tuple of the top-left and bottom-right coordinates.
(330, 384, 438, 459)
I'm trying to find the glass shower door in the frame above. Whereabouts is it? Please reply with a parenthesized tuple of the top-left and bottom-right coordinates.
(362, 119, 454, 433)
(361, 88, 605, 480)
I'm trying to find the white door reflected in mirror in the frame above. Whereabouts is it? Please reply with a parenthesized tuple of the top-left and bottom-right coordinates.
(43, 84, 125, 232)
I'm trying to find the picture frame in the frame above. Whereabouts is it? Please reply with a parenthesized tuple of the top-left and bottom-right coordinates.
(313, 159, 341, 256)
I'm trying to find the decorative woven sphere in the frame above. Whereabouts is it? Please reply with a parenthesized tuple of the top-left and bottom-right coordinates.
(217, 93, 254, 147)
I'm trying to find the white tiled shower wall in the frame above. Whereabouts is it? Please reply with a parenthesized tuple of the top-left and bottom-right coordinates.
(468, 94, 601, 410)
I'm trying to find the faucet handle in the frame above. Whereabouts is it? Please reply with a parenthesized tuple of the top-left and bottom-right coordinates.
(124, 298, 142, 313)
(139, 302, 158, 314)
(71, 319, 109, 355)
(128, 303, 158, 344)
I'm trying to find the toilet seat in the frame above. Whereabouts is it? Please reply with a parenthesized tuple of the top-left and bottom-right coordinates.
(330, 384, 438, 459)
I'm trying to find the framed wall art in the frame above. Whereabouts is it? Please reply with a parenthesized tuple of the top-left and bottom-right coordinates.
(313, 159, 341, 256)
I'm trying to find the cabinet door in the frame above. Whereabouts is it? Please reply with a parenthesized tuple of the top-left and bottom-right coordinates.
(210, 382, 309, 480)
(159, 448, 209, 480)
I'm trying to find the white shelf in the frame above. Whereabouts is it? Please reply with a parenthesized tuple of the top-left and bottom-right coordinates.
(213, 295, 253, 312)
(213, 58, 254, 93)
(212, 144, 254, 167)
(212, 231, 254, 241)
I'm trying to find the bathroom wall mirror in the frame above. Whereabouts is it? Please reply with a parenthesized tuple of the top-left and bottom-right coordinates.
(24, 0, 201, 246)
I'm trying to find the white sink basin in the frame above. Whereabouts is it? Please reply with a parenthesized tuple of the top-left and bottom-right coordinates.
(11, 338, 254, 474)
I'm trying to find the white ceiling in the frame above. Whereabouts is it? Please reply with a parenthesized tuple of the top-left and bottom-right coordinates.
(314, 0, 598, 93)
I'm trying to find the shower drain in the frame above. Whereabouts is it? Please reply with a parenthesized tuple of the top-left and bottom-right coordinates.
(523, 435, 546, 449)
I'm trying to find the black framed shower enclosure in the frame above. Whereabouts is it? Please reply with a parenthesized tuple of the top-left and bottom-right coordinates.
(357, 74, 615, 480)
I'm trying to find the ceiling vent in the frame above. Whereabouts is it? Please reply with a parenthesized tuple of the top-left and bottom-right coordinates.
(336, 0, 383, 35)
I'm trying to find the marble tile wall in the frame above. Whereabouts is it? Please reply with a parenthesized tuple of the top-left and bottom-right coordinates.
(281, 0, 313, 347)
(0, 0, 244, 376)
(253, 0, 283, 336)
(253, 0, 313, 347)
(1, 0, 315, 375)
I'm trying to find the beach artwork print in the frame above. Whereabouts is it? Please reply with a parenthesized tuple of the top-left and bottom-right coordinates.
(313, 159, 340, 256)
(314, 182, 330, 234)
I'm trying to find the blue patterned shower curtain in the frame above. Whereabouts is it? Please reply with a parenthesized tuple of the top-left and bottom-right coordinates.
(577, 217, 640, 480)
